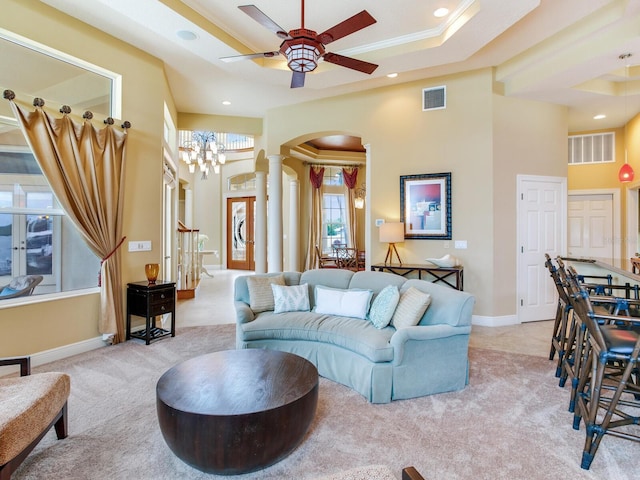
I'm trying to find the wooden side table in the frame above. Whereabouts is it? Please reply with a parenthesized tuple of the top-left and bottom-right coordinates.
(126, 280, 176, 345)
(370, 263, 464, 291)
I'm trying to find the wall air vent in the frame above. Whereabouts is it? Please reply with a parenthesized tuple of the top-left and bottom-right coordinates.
(422, 86, 446, 111)
(567, 132, 615, 165)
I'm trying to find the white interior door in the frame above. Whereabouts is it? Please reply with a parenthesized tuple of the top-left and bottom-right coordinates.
(517, 175, 567, 323)
(567, 194, 613, 264)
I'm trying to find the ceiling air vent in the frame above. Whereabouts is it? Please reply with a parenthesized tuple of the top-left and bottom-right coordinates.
(422, 86, 446, 111)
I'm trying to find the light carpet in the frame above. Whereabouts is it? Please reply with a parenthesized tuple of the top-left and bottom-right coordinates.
(12, 324, 639, 480)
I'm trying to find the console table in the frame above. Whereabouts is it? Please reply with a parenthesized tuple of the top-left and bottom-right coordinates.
(371, 263, 464, 291)
(126, 280, 176, 344)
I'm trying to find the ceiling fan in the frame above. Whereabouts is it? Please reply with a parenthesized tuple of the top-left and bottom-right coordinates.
(220, 1, 379, 88)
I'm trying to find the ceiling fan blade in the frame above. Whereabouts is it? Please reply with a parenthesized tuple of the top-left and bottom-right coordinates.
(220, 51, 280, 63)
(238, 5, 290, 39)
(291, 71, 306, 88)
(323, 52, 378, 74)
(317, 10, 376, 45)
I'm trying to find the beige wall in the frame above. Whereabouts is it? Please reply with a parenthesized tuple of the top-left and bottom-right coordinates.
(492, 94, 568, 316)
(1, 0, 575, 357)
(263, 68, 568, 317)
(568, 115, 640, 266)
(1, 0, 172, 355)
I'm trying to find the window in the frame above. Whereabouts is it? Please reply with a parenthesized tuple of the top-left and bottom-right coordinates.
(0, 147, 100, 295)
(0, 31, 119, 298)
(321, 167, 349, 254)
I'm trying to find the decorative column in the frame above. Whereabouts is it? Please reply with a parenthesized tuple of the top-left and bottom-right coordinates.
(254, 171, 267, 273)
(289, 179, 300, 271)
(364, 144, 371, 271)
(184, 187, 193, 228)
(267, 155, 283, 272)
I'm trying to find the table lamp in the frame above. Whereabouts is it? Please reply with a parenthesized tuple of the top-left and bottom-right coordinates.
(380, 222, 404, 265)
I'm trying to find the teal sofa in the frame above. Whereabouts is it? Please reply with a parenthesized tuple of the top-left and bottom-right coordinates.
(233, 269, 475, 403)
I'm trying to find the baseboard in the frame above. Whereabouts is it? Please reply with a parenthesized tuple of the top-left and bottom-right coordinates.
(0, 336, 107, 376)
(472, 314, 519, 327)
(31, 336, 107, 367)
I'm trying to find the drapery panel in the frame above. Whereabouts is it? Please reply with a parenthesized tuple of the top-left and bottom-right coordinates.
(4, 91, 130, 343)
(305, 165, 325, 270)
(342, 167, 358, 250)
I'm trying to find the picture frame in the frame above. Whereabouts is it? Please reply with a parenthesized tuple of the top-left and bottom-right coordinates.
(400, 172, 452, 239)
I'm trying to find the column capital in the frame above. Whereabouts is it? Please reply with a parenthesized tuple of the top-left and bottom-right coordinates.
(267, 154, 284, 163)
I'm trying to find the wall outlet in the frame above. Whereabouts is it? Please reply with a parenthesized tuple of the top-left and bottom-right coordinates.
(128, 241, 152, 252)
(454, 240, 467, 249)
(375, 219, 385, 227)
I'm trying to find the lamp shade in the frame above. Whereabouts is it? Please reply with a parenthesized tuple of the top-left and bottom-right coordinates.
(619, 162, 635, 183)
(379, 222, 405, 243)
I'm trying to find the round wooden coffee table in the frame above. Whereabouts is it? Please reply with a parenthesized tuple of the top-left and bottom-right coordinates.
(156, 349, 318, 475)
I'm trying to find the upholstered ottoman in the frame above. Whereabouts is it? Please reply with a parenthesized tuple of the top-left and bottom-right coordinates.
(0, 357, 70, 480)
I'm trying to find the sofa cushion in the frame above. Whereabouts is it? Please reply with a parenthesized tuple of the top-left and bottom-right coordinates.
(246, 274, 285, 312)
(314, 285, 373, 320)
(368, 285, 400, 329)
(391, 287, 432, 329)
(239, 311, 395, 362)
(272, 283, 310, 313)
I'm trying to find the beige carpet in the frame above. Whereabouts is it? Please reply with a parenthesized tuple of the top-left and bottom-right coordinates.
(12, 324, 639, 480)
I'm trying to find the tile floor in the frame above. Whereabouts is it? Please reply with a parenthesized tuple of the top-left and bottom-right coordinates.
(176, 269, 555, 359)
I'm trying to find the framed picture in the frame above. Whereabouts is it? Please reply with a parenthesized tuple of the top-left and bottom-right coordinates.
(400, 172, 451, 239)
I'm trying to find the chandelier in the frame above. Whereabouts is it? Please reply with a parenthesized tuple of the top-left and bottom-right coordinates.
(179, 130, 226, 179)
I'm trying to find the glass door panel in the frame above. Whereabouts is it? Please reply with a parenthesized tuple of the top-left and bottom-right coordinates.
(227, 197, 255, 270)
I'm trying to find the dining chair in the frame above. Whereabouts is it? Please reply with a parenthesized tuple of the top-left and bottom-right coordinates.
(315, 245, 338, 269)
(569, 285, 640, 470)
(544, 254, 572, 377)
(333, 246, 358, 271)
(557, 262, 640, 411)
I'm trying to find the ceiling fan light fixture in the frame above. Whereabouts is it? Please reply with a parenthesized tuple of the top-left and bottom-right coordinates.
(281, 32, 324, 73)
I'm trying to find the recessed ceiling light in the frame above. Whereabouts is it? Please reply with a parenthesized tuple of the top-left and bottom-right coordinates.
(593, 114, 606, 120)
(176, 30, 198, 41)
(387, 73, 398, 78)
(434, 8, 449, 18)
(222, 100, 231, 106)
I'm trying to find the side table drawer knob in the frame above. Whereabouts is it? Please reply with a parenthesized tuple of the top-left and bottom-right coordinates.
(160, 293, 166, 299)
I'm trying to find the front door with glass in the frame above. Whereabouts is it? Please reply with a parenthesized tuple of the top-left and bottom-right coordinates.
(227, 197, 255, 270)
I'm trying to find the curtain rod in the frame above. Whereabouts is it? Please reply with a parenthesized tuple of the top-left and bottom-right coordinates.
(304, 162, 364, 168)
(3, 89, 131, 130)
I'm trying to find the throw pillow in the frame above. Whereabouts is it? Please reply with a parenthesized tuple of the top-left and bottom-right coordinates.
(272, 283, 310, 313)
(391, 287, 432, 329)
(368, 285, 400, 329)
(314, 286, 373, 320)
(246, 274, 285, 312)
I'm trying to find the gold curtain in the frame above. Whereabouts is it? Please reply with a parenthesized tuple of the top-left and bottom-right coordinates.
(305, 165, 325, 270)
(5, 92, 129, 343)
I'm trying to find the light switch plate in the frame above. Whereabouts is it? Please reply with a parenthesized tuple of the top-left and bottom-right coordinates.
(454, 240, 467, 249)
(128, 241, 152, 252)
